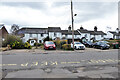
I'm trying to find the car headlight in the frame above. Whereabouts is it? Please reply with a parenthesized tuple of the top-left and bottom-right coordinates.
(107, 45, 110, 47)
(53, 45, 56, 47)
(46, 45, 49, 47)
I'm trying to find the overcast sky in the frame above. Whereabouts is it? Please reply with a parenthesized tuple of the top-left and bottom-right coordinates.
(0, 0, 119, 33)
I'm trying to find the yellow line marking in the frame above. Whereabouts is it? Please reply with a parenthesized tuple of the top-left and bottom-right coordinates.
(21, 63, 28, 67)
(31, 62, 38, 66)
(90, 60, 99, 63)
(67, 62, 81, 64)
(98, 60, 106, 63)
(51, 61, 58, 65)
(0, 64, 17, 66)
(61, 62, 67, 64)
(41, 62, 48, 66)
(106, 59, 115, 62)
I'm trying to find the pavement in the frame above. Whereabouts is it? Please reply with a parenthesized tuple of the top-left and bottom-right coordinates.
(4, 65, 119, 78)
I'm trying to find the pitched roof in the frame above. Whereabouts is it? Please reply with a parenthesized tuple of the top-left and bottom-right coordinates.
(61, 30, 80, 35)
(48, 27, 61, 32)
(15, 27, 48, 34)
(109, 31, 120, 35)
(77, 29, 106, 35)
(0, 24, 4, 29)
(88, 31, 106, 35)
(0, 25, 8, 34)
(77, 29, 89, 33)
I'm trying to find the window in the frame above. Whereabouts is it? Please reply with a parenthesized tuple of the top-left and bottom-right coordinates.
(54, 33, 56, 37)
(36, 34, 38, 37)
(85, 34, 87, 38)
(101, 35, 103, 37)
(65, 34, 67, 37)
(30, 34, 32, 37)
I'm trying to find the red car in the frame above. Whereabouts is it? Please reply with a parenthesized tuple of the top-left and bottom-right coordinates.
(44, 41, 56, 50)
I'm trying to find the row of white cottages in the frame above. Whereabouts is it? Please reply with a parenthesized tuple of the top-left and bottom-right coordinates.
(15, 26, 120, 46)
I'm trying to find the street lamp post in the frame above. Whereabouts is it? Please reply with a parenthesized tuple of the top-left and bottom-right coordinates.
(71, 0, 74, 50)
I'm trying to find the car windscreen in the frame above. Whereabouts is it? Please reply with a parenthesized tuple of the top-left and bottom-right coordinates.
(46, 42, 54, 45)
(87, 41, 92, 44)
(99, 42, 106, 45)
(75, 42, 82, 44)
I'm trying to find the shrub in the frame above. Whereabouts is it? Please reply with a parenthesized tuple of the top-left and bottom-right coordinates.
(2, 34, 22, 47)
(53, 40, 61, 49)
(60, 40, 67, 49)
(10, 41, 24, 49)
(24, 42, 32, 49)
(105, 39, 120, 48)
(34, 43, 44, 46)
(53, 40, 67, 49)
(10, 41, 32, 49)
(62, 44, 73, 50)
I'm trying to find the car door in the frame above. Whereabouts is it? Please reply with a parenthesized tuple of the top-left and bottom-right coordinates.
(96, 42, 100, 48)
(93, 42, 97, 48)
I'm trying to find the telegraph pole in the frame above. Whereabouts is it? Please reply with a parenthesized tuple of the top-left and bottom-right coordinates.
(71, 0, 74, 49)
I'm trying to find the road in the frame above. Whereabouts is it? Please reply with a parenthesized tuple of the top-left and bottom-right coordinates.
(0, 48, 119, 79)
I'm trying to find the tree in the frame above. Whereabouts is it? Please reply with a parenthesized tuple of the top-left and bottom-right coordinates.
(2, 34, 23, 47)
(11, 24, 19, 34)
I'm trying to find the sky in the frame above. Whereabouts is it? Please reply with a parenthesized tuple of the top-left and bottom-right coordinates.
(0, 0, 119, 33)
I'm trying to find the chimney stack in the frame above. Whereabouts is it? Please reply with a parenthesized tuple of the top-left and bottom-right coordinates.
(80, 25, 84, 30)
(68, 25, 71, 32)
(116, 28, 119, 33)
(94, 26, 97, 32)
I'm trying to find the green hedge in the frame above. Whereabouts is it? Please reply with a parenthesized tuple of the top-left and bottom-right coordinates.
(105, 39, 120, 48)
(62, 44, 73, 50)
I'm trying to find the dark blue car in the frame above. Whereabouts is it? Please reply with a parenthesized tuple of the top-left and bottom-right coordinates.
(93, 42, 110, 50)
(83, 41, 94, 47)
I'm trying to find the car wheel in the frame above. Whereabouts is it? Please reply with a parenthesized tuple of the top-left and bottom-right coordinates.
(75, 46, 77, 50)
(101, 47, 104, 50)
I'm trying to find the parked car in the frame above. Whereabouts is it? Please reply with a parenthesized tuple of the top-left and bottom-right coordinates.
(71, 42, 85, 50)
(98, 41, 109, 44)
(82, 41, 94, 47)
(93, 42, 110, 50)
(44, 41, 56, 50)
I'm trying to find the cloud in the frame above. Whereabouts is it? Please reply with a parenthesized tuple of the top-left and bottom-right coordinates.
(1, 2, 47, 10)
(73, 2, 118, 23)
(0, 2, 118, 33)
